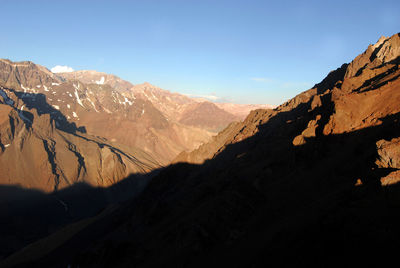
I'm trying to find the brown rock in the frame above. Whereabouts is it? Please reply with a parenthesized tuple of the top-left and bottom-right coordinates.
(380, 170, 400, 186)
(376, 138, 400, 169)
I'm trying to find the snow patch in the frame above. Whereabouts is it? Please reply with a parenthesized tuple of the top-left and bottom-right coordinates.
(67, 104, 71, 109)
(43, 85, 49, 92)
(52, 82, 60, 86)
(4, 144, 10, 148)
(52, 105, 60, 110)
(72, 111, 78, 118)
(95, 76, 105, 85)
(74, 86, 84, 107)
(87, 97, 99, 112)
(124, 97, 133, 105)
(20, 84, 28, 93)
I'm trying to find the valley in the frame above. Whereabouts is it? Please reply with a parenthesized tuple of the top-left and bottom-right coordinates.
(1, 32, 400, 267)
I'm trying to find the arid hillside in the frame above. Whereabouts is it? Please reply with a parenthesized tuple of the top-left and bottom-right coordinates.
(0, 86, 159, 192)
(3, 33, 400, 267)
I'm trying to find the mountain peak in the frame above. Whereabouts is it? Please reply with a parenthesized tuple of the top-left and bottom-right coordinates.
(344, 32, 400, 79)
(373, 35, 389, 48)
(0, 58, 34, 66)
(136, 81, 158, 88)
(373, 32, 400, 63)
(0, 58, 60, 89)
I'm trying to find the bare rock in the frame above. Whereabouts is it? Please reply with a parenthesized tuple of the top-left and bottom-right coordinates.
(376, 138, 400, 169)
(380, 170, 400, 186)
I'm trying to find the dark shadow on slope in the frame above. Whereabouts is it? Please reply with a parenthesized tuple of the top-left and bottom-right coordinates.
(13, 103, 400, 268)
(369, 37, 389, 62)
(122, 110, 400, 268)
(0, 167, 162, 262)
(355, 64, 400, 92)
(3, 87, 86, 134)
(371, 54, 400, 70)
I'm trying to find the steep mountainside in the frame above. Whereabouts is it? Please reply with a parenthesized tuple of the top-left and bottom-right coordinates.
(176, 34, 400, 165)
(0, 86, 159, 192)
(0, 62, 215, 164)
(10, 33, 400, 267)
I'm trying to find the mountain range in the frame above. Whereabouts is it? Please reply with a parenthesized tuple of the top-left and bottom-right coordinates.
(1, 33, 400, 267)
(0, 59, 270, 192)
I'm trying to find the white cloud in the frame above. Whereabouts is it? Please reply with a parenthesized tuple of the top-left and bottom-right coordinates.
(51, 65, 74, 73)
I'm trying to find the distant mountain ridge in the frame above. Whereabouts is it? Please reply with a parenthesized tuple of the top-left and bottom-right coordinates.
(0, 59, 272, 191)
(59, 70, 274, 128)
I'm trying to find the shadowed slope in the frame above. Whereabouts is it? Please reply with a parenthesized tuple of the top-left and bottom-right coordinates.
(3, 33, 400, 267)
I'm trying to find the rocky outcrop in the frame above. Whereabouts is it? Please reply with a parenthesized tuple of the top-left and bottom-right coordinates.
(376, 138, 400, 169)
(376, 137, 400, 186)
(380, 170, 400, 186)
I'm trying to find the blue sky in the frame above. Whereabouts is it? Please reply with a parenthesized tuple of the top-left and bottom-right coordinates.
(1, 0, 399, 105)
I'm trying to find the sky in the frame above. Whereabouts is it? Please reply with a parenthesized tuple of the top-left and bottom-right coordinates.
(0, 0, 399, 105)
